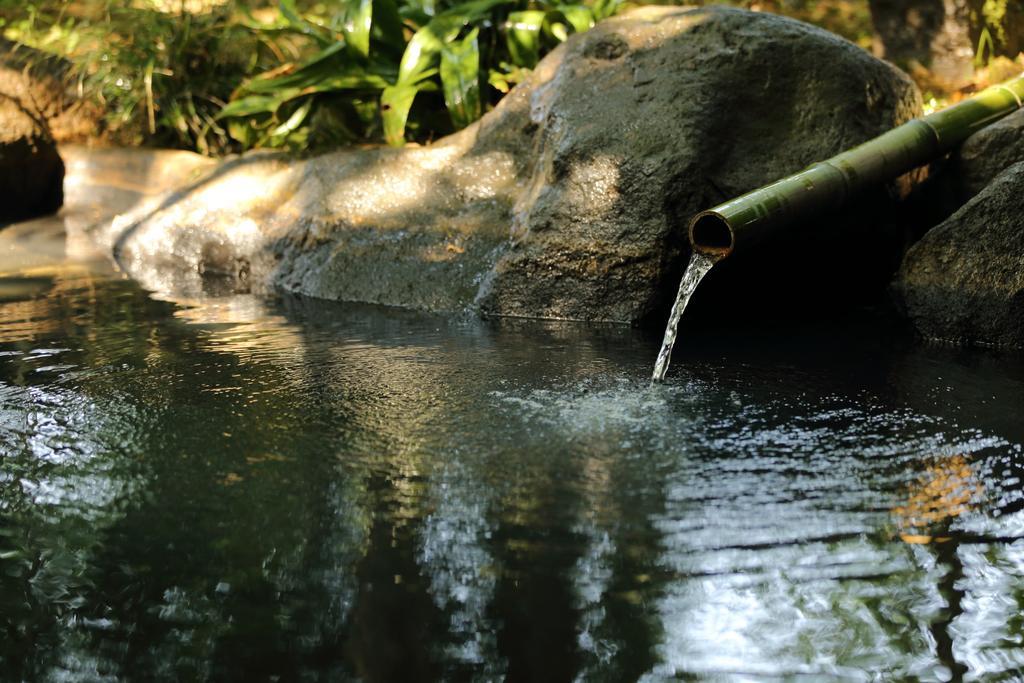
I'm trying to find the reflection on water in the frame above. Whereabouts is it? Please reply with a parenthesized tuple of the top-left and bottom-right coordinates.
(893, 454, 984, 544)
(3, 251, 1024, 681)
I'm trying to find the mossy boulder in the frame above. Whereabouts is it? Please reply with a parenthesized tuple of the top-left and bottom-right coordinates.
(477, 5, 921, 322)
(89, 6, 921, 320)
(893, 162, 1024, 348)
(947, 107, 1024, 200)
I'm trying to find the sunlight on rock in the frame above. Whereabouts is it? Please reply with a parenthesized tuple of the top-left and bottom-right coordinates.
(191, 165, 298, 216)
(61, 146, 215, 199)
(450, 151, 518, 203)
(317, 143, 511, 225)
(566, 155, 620, 215)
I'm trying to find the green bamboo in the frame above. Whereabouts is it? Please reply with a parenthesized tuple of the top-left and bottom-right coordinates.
(689, 73, 1024, 257)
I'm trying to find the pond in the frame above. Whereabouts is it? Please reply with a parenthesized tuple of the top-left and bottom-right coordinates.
(2, 218, 1024, 682)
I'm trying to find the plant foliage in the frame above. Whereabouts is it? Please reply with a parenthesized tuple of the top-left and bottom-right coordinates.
(1, 0, 275, 154)
(0, 0, 619, 153)
(10, 0, 1014, 155)
(218, 0, 622, 148)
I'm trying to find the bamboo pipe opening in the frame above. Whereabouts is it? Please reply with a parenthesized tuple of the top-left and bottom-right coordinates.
(689, 211, 735, 257)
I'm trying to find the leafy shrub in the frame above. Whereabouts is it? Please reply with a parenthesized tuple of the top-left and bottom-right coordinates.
(219, 0, 622, 149)
(1, 0, 278, 153)
(973, 0, 1024, 64)
(9, 0, 1012, 155)
(1, 0, 619, 153)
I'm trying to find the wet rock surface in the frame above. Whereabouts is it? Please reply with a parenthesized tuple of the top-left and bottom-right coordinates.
(946, 107, 1024, 200)
(88, 6, 921, 321)
(89, 137, 522, 305)
(893, 162, 1024, 348)
(0, 96, 64, 225)
(478, 6, 920, 322)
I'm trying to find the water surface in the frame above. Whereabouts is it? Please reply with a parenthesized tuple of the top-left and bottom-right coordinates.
(3, 225, 1024, 681)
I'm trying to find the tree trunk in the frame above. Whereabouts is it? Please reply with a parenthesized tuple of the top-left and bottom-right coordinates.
(869, 0, 975, 89)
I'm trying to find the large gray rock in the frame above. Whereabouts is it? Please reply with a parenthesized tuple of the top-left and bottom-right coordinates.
(0, 96, 63, 224)
(892, 162, 1024, 348)
(947, 106, 1024, 199)
(93, 137, 523, 303)
(478, 6, 921, 321)
(92, 6, 921, 321)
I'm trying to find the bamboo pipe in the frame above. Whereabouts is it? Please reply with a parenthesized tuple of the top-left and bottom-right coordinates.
(689, 73, 1024, 258)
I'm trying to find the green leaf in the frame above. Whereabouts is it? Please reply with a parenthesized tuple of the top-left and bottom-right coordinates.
(227, 118, 261, 146)
(219, 62, 393, 120)
(371, 0, 406, 54)
(279, 0, 305, 26)
(488, 64, 526, 93)
(401, 0, 436, 23)
(241, 42, 347, 94)
(551, 5, 594, 34)
(278, 0, 334, 46)
(397, 0, 512, 85)
(270, 98, 314, 137)
(398, 16, 465, 85)
(440, 27, 481, 129)
(506, 10, 545, 69)
(381, 84, 420, 145)
(399, 4, 432, 28)
(220, 93, 291, 118)
(221, 41, 396, 121)
(547, 20, 569, 43)
(308, 65, 394, 92)
(343, 0, 374, 59)
(590, 0, 623, 21)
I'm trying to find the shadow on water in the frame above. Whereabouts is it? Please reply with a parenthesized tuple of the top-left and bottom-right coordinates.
(2, 256, 1024, 681)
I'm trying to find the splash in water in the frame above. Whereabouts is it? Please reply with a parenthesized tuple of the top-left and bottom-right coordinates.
(651, 252, 718, 382)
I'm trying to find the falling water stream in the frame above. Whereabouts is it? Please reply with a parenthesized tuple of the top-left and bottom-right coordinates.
(651, 252, 718, 381)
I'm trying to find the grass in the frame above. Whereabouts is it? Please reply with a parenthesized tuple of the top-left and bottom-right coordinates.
(2, 0, 1019, 156)
(1, 0, 620, 154)
(1, 1, 274, 153)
